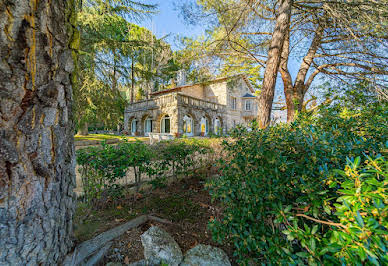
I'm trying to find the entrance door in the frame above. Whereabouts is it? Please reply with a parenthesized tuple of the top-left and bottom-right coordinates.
(183, 115, 193, 136)
(200, 117, 209, 136)
(214, 117, 221, 135)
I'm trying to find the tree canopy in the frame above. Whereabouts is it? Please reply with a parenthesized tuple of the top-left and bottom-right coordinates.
(178, 0, 388, 125)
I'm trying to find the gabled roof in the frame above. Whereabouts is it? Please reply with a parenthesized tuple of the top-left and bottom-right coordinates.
(150, 74, 256, 96)
(242, 93, 256, 98)
(149, 84, 193, 96)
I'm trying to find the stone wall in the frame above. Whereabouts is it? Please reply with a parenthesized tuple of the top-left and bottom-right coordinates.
(124, 95, 225, 136)
(204, 82, 227, 105)
(124, 76, 258, 135)
(180, 85, 204, 100)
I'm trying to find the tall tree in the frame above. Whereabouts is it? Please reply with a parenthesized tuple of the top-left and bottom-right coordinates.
(0, 0, 77, 264)
(179, 0, 388, 125)
(75, 0, 156, 134)
(258, 0, 292, 127)
(279, 1, 388, 122)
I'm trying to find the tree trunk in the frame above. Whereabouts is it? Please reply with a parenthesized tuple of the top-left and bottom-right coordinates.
(131, 54, 134, 103)
(0, 0, 76, 265)
(258, 0, 292, 128)
(279, 26, 296, 123)
(288, 90, 305, 122)
(77, 121, 89, 135)
(280, 24, 323, 122)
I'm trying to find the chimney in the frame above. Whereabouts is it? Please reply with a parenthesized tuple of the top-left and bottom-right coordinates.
(176, 69, 186, 86)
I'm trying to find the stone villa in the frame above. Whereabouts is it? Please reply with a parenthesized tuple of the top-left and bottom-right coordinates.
(123, 74, 258, 136)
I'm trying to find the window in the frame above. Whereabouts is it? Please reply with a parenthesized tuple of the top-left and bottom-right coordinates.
(131, 119, 137, 135)
(161, 115, 170, 133)
(231, 97, 237, 110)
(245, 100, 252, 111)
(144, 118, 153, 136)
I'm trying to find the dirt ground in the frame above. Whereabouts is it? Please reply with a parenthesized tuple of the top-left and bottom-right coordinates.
(74, 171, 236, 265)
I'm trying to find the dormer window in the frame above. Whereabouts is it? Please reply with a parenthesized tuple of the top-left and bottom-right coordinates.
(245, 100, 252, 111)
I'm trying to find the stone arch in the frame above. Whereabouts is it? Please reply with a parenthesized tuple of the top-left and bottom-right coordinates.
(199, 113, 212, 136)
(157, 113, 172, 134)
(180, 110, 199, 136)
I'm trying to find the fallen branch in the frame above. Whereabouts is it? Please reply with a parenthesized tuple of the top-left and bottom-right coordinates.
(296, 214, 346, 229)
(63, 214, 175, 266)
(84, 241, 112, 266)
(63, 215, 148, 266)
(148, 215, 174, 225)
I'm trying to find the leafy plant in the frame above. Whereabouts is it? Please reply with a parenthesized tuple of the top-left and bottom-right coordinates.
(76, 140, 154, 204)
(281, 156, 387, 265)
(207, 97, 387, 264)
(76, 139, 213, 206)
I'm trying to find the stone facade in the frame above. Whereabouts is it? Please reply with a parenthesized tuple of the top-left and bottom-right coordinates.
(124, 75, 258, 136)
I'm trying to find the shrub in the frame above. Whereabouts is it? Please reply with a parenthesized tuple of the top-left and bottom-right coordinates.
(207, 98, 387, 264)
(76, 140, 153, 204)
(155, 138, 213, 179)
(281, 156, 387, 265)
(76, 138, 213, 205)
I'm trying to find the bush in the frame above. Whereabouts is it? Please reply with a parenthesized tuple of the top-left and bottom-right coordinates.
(154, 138, 213, 179)
(207, 98, 387, 264)
(76, 139, 213, 205)
(76, 141, 153, 204)
(281, 156, 387, 265)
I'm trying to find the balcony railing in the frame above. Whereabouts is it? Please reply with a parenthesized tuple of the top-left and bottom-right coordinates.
(125, 92, 225, 113)
(177, 93, 225, 111)
(125, 93, 178, 112)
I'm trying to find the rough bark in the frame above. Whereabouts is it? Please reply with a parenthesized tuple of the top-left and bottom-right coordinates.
(279, 24, 324, 122)
(258, 0, 292, 128)
(279, 26, 296, 122)
(0, 0, 76, 265)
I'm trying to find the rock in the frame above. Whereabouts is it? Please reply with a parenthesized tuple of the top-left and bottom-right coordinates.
(106, 262, 122, 266)
(140, 226, 183, 266)
(180, 245, 231, 266)
(84, 241, 112, 266)
(128, 259, 147, 266)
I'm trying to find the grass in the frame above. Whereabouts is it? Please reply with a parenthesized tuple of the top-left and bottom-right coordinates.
(73, 174, 206, 242)
(142, 194, 202, 223)
(73, 202, 136, 242)
(74, 133, 148, 142)
(73, 195, 201, 241)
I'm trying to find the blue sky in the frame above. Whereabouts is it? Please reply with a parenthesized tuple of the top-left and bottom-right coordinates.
(139, 0, 300, 81)
(138, 0, 307, 105)
(139, 0, 205, 50)
(138, 0, 296, 116)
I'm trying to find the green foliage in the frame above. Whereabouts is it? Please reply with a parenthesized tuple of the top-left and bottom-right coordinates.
(74, 0, 179, 130)
(281, 156, 387, 265)
(207, 98, 387, 264)
(76, 139, 213, 206)
(76, 140, 153, 203)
